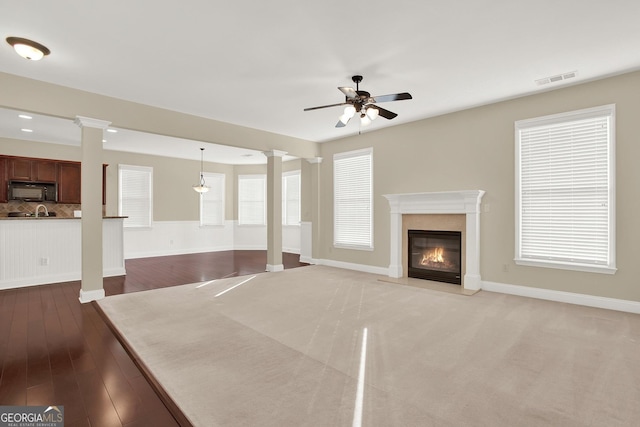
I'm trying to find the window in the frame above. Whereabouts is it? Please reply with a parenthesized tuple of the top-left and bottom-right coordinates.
(200, 172, 225, 226)
(282, 170, 300, 226)
(238, 174, 266, 225)
(515, 104, 615, 274)
(334, 148, 373, 250)
(118, 164, 153, 228)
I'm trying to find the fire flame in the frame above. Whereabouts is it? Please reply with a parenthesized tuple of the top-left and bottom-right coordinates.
(421, 247, 445, 265)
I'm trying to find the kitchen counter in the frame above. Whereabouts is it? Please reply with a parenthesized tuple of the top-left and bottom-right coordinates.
(0, 217, 126, 289)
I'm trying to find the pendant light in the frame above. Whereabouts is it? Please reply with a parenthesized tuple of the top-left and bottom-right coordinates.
(192, 148, 210, 193)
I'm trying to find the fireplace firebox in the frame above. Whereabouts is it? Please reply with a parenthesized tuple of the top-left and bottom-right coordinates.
(408, 230, 462, 285)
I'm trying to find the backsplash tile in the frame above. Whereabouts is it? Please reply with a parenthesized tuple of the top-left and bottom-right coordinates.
(0, 201, 104, 218)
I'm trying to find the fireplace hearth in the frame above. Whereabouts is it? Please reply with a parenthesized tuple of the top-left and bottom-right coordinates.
(408, 230, 462, 285)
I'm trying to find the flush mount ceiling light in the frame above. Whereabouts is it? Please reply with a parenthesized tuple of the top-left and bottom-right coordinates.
(6, 37, 50, 60)
(193, 148, 210, 193)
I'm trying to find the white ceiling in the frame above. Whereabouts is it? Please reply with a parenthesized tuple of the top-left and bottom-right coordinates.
(1, 1, 640, 163)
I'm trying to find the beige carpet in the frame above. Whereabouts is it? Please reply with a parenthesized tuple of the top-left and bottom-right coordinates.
(97, 265, 640, 426)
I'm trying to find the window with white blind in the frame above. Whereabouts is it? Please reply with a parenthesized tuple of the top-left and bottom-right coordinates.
(282, 170, 301, 226)
(515, 104, 616, 274)
(238, 174, 266, 225)
(118, 164, 153, 228)
(334, 148, 373, 250)
(200, 172, 225, 226)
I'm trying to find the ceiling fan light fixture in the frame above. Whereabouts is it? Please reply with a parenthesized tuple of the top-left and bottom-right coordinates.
(366, 107, 379, 121)
(192, 148, 210, 193)
(6, 37, 50, 60)
(360, 113, 371, 127)
(344, 105, 356, 118)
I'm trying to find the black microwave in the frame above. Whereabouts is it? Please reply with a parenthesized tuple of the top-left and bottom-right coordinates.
(8, 181, 58, 202)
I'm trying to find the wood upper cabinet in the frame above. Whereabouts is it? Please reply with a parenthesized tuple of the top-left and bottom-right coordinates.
(57, 162, 81, 204)
(7, 157, 33, 181)
(0, 157, 6, 203)
(6, 157, 57, 182)
(33, 160, 57, 182)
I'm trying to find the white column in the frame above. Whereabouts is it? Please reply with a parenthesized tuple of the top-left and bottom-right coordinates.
(263, 150, 287, 272)
(463, 193, 484, 291)
(74, 116, 110, 303)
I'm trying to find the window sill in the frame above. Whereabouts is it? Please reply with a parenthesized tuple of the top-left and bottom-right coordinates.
(514, 258, 617, 275)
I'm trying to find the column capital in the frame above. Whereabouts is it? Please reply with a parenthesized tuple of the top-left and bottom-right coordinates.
(306, 157, 323, 164)
(262, 150, 288, 158)
(74, 116, 111, 129)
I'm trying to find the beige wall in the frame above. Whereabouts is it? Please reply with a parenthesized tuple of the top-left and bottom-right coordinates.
(3, 70, 640, 302)
(319, 70, 640, 302)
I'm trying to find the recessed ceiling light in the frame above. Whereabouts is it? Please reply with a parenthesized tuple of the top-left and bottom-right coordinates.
(106, 129, 118, 133)
(6, 37, 50, 61)
(18, 114, 33, 119)
(21, 128, 34, 133)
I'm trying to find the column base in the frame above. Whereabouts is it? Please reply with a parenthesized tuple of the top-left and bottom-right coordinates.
(79, 288, 105, 304)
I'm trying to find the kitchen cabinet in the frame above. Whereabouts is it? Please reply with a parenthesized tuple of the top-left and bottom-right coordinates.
(0, 155, 106, 205)
(57, 162, 81, 204)
(6, 157, 56, 182)
(7, 157, 32, 181)
(0, 157, 6, 203)
(33, 160, 57, 182)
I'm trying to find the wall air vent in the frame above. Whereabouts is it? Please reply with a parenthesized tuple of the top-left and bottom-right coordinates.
(535, 70, 578, 86)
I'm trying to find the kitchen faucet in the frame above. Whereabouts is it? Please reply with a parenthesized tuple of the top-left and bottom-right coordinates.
(35, 204, 49, 217)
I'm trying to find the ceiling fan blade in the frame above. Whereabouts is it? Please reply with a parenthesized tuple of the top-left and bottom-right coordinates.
(338, 86, 358, 99)
(370, 105, 398, 120)
(371, 92, 412, 103)
(304, 102, 348, 111)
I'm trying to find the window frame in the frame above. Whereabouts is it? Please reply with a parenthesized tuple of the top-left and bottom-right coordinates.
(282, 170, 301, 226)
(237, 174, 266, 226)
(333, 147, 374, 251)
(118, 164, 153, 229)
(199, 172, 225, 227)
(514, 104, 616, 274)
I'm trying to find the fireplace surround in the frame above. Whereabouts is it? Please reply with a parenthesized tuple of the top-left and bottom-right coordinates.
(383, 190, 485, 292)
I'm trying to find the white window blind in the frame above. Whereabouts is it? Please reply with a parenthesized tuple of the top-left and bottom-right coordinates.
(282, 170, 301, 225)
(238, 174, 266, 225)
(334, 148, 373, 250)
(200, 172, 225, 226)
(515, 104, 615, 273)
(118, 164, 153, 228)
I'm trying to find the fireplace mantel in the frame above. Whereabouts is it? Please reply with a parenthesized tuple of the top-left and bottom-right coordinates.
(383, 190, 485, 291)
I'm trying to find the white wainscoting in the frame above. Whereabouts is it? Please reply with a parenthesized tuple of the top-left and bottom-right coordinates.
(124, 220, 301, 259)
(124, 220, 235, 259)
(0, 218, 125, 290)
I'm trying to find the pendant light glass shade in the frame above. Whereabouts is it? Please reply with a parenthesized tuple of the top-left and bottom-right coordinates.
(193, 148, 210, 193)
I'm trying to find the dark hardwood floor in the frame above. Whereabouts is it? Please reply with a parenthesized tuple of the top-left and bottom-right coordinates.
(0, 251, 307, 426)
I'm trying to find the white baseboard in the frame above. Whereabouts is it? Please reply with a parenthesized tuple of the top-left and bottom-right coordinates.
(315, 258, 389, 276)
(482, 280, 640, 314)
(0, 268, 127, 291)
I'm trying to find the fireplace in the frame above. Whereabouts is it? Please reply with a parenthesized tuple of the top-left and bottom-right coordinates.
(408, 230, 462, 285)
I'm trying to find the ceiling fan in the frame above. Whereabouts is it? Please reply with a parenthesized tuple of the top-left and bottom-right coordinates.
(304, 75, 412, 128)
